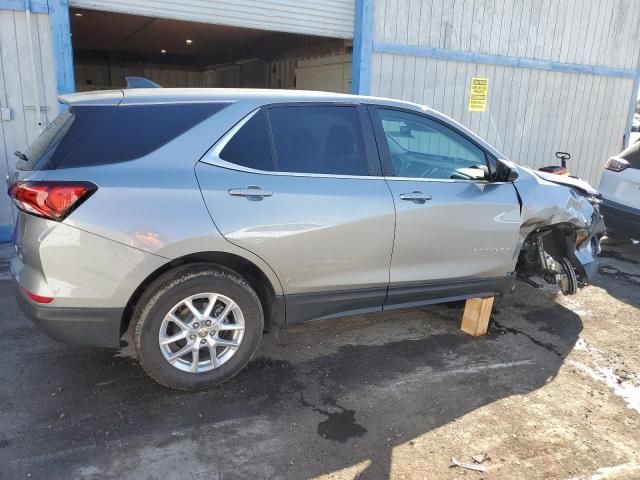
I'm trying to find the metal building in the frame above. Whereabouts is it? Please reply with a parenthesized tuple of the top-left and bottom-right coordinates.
(1, 0, 639, 241)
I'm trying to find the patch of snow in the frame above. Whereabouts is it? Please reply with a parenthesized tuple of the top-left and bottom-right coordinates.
(387, 360, 536, 389)
(566, 461, 640, 480)
(568, 360, 640, 414)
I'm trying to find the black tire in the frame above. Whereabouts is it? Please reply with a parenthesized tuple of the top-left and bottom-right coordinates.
(558, 257, 578, 295)
(133, 264, 264, 390)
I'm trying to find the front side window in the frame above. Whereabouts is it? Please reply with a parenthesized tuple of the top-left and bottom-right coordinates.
(376, 108, 489, 180)
(267, 106, 368, 176)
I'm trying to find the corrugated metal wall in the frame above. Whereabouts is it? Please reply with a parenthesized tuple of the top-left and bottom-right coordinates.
(0, 10, 58, 230)
(69, 0, 356, 39)
(75, 62, 210, 90)
(369, 0, 640, 186)
(296, 54, 352, 93)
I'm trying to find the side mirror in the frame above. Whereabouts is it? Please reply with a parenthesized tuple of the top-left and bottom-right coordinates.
(495, 159, 519, 182)
(399, 125, 412, 136)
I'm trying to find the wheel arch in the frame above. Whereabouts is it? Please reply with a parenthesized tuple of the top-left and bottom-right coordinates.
(120, 251, 285, 337)
(516, 222, 583, 277)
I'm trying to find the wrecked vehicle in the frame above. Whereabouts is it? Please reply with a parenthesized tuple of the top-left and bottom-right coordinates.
(8, 89, 604, 389)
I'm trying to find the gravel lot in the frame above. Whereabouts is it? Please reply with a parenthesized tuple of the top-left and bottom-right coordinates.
(1, 239, 639, 479)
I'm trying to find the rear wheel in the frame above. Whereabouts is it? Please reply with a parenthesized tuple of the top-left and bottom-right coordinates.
(133, 264, 264, 390)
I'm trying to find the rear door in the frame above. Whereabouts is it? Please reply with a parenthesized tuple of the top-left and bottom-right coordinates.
(196, 104, 395, 322)
(368, 106, 522, 306)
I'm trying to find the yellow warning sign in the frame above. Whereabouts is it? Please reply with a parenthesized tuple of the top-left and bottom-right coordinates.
(468, 77, 488, 112)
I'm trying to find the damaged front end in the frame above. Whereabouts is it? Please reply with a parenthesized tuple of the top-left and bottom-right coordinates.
(513, 168, 606, 294)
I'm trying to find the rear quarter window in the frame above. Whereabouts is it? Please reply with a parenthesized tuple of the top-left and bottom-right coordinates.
(219, 110, 274, 171)
(37, 102, 228, 169)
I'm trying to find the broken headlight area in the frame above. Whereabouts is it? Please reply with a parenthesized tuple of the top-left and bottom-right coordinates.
(568, 185, 602, 210)
(513, 167, 606, 294)
(517, 228, 581, 295)
(516, 216, 604, 295)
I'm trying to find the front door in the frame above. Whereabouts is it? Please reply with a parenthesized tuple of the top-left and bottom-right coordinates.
(196, 104, 395, 321)
(368, 106, 522, 306)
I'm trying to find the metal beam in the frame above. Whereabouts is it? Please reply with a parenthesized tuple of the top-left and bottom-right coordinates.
(373, 42, 637, 80)
(351, 0, 373, 95)
(0, 0, 47, 13)
(48, 0, 75, 105)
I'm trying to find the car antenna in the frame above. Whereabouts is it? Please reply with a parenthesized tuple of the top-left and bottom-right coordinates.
(125, 76, 162, 89)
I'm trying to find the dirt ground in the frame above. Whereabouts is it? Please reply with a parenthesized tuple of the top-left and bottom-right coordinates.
(0, 238, 639, 480)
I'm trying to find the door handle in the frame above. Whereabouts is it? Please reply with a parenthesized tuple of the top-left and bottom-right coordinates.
(228, 186, 273, 198)
(399, 191, 432, 202)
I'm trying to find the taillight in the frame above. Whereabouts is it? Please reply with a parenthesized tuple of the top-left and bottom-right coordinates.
(604, 157, 629, 172)
(8, 181, 96, 221)
(20, 287, 54, 304)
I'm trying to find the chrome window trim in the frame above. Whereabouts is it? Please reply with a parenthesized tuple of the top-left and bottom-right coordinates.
(201, 108, 379, 181)
(201, 106, 516, 184)
(382, 176, 490, 184)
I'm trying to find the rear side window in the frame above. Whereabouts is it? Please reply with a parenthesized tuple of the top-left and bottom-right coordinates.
(220, 110, 274, 171)
(19, 106, 113, 171)
(39, 102, 228, 169)
(267, 106, 368, 176)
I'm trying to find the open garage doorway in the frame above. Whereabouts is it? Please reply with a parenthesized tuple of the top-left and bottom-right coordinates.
(70, 9, 353, 93)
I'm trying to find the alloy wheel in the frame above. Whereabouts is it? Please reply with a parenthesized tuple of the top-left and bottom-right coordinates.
(158, 293, 245, 373)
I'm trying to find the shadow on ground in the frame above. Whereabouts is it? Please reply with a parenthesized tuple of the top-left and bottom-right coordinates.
(0, 270, 583, 479)
(593, 237, 640, 309)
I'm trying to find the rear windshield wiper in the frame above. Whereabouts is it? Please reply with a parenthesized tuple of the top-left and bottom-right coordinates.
(14, 150, 28, 162)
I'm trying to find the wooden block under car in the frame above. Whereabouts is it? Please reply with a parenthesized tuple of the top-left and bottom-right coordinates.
(460, 297, 495, 336)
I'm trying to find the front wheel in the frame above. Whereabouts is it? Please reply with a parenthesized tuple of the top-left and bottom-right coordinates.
(557, 257, 578, 295)
(133, 264, 264, 390)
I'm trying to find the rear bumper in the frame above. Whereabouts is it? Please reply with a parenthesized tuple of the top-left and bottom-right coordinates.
(601, 199, 640, 239)
(16, 286, 123, 348)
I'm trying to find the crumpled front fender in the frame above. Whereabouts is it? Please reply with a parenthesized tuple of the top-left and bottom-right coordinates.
(513, 167, 605, 281)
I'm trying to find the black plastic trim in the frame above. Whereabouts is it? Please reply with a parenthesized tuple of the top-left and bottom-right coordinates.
(16, 289, 123, 348)
(284, 275, 515, 325)
(601, 198, 640, 239)
(285, 287, 386, 325)
(384, 275, 514, 310)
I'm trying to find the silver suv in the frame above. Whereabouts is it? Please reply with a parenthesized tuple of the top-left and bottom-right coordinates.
(8, 89, 604, 390)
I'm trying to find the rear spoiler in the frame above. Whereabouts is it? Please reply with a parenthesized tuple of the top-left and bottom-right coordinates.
(58, 90, 124, 107)
(57, 76, 160, 106)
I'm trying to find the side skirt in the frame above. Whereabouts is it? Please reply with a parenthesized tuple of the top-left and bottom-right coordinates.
(283, 275, 515, 325)
(284, 287, 386, 325)
(384, 275, 514, 311)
